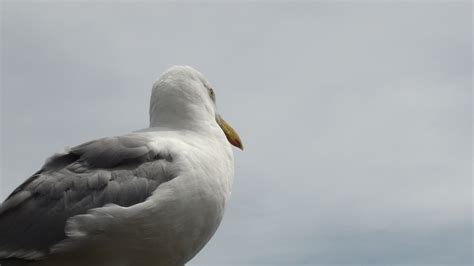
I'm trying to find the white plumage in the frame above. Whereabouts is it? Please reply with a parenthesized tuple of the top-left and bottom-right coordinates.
(0, 66, 242, 266)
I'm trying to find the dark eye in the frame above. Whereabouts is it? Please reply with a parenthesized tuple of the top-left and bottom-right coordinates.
(208, 88, 216, 102)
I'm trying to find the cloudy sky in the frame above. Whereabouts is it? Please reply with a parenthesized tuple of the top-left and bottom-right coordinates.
(1, 1, 471, 265)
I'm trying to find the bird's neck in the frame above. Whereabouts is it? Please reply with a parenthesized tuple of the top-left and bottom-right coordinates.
(149, 99, 215, 131)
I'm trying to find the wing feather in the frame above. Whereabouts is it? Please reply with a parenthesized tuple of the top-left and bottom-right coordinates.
(0, 134, 175, 260)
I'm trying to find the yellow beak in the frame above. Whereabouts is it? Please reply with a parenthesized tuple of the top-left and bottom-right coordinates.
(216, 115, 243, 150)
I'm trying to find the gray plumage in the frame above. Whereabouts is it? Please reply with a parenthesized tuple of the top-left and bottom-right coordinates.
(0, 134, 175, 260)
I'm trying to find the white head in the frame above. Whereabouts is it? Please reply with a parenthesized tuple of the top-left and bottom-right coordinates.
(150, 66, 243, 149)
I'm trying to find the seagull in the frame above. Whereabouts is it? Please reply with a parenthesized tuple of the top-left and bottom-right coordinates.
(0, 66, 243, 266)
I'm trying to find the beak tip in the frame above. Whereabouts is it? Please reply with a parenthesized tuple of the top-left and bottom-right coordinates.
(231, 139, 244, 151)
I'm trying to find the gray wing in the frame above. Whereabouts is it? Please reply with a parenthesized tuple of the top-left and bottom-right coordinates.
(0, 134, 175, 260)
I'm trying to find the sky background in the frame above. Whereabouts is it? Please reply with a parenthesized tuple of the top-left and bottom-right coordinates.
(0, 1, 472, 265)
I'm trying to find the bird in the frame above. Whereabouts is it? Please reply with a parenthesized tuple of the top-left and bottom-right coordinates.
(0, 66, 243, 266)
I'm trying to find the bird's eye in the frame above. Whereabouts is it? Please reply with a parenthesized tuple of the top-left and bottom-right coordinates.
(208, 88, 216, 102)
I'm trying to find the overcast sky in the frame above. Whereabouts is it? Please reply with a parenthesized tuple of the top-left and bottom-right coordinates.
(1, 1, 472, 265)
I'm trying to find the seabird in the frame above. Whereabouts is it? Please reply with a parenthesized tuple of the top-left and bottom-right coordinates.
(0, 66, 243, 266)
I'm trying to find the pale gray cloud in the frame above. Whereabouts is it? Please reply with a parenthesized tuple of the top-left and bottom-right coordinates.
(1, 1, 471, 265)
